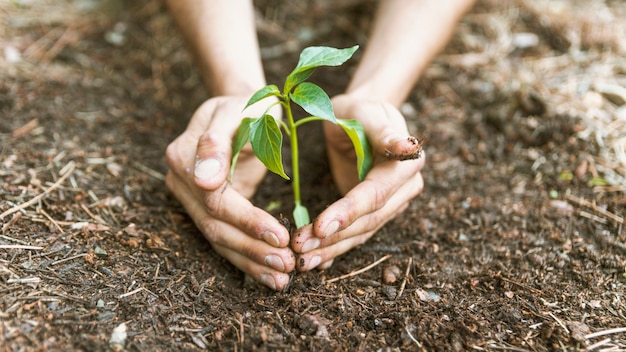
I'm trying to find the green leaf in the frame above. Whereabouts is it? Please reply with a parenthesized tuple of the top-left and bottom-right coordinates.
(337, 119, 373, 181)
(249, 114, 289, 180)
(558, 171, 573, 181)
(284, 68, 316, 95)
(588, 177, 608, 186)
(295, 45, 359, 71)
(230, 117, 256, 181)
(284, 45, 358, 93)
(289, 82, 337, 123)
(244, 85, 281, 110)
(293, 202, 310, 228)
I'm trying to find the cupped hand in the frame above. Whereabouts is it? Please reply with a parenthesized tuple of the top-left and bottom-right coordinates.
(292, 94, 426, 270)
(165, 96, 295, 290)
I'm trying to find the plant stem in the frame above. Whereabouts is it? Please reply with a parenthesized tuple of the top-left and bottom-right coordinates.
(283, 96, 301, 206)
(294, 116, 327, 128)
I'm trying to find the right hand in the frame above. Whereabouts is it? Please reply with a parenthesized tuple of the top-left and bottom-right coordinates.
(165, 96, 295, 291)
(291, 95, 425, 271)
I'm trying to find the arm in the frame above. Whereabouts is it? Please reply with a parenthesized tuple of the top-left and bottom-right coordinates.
(164, 0, 295, 291)
(165, 0, 266, 96)
(293, 0, 475, 270)
(348, 0, 476, 106)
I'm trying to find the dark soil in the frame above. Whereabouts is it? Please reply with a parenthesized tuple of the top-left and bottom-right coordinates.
(1, 1, 625, 351)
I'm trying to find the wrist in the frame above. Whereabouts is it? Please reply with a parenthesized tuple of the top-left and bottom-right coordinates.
(344, 84, 405, 108)
(211, 75, 267, 97)
(343, 80, 410, 108)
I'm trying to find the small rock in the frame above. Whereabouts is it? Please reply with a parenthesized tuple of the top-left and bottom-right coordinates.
(549, 200, 574, 215)
(594, 82, 626, 106)
(574, 159, 589, 180)
(513, 32, 539, 49)
(4, 46, 21, 64)
(383, 265, 401, 284)
(94, 246, 108, 256)
(191, 332, 208, 349)
(588, 300, 602, 309)
(297, 314, 329, 337)
(567, 321, 590, 343)
(109, 323, 127, 351)
(382, 285, 397, 300)
(416, 288, 441, 302)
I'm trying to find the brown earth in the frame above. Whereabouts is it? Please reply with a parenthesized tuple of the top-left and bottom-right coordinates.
(1, 1, 626, 351)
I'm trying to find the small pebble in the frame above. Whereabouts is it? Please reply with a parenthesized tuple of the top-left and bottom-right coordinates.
(383, 265, 401, 284)
(382, 285, 397, 300)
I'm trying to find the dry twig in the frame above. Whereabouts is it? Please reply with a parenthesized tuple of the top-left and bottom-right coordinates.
(548, 312, 570, 334)
(585, 338, 611, 351)
(1, 213, 23, 233)
(564, 192, 624, 225)
(396, 257, 412, 300)
(50, 253, 87, 266)
(585, 327, 626, 340)
(0, 245, 43, 250)
(0, 161, 76, 220)
(325, 255, 391, 284)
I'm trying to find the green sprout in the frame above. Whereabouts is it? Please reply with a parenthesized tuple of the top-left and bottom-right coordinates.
(230, 45, 373, 229)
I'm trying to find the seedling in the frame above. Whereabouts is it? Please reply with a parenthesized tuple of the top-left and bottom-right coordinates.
(230, 45, 372, 229)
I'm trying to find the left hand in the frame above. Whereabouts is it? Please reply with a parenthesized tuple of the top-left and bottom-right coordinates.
(165, 96, 295, 291)
(291, 94, 426, 270)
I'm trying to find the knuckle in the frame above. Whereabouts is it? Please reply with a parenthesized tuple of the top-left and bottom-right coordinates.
(370, 181, 390, 210)
(203, 191, 222, 215)
(237, 241, 259, 260)
(198, 218, 221, 244)
(365, 212, 384, 234)
(164, 140, 180, 169)
(236, 213, 259, 237)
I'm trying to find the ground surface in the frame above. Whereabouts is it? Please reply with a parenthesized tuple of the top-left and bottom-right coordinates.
(1, 0, 626, 351)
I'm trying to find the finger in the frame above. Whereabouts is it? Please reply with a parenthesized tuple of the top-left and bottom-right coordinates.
(166, 172, 290, 248)
(165, 102, 231, 191)
(384, 135, 427, 161)
(296, 232, 374, 271)
(332, 99, 412, 157)
(318, 259, 334, 270)
(192, 100, 249, 189)
(294, 175, 420, 255)
(314, 158, 424, 239)
(297, 182, 415, 272)
(193, 131, 233, 189)
(200, 219, 296, 273)
(212, 243, 292, 291)
(167, 172, 295, 289)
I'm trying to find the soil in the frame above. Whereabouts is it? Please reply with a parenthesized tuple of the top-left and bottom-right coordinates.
(1, 0, 626, 351)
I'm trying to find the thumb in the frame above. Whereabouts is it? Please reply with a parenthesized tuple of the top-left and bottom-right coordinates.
(194, 131, 231, 190)
(353, 101, 424, 160)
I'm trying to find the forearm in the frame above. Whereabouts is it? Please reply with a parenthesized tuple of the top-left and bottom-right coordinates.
(347, 0, 475, 107)
(165, 0, 266, 96)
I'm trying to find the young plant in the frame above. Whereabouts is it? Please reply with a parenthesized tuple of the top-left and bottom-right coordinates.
(231, 45, 372, 229)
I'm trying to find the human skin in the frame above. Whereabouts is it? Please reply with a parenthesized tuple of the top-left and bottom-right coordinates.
(164, 0, 475, 290)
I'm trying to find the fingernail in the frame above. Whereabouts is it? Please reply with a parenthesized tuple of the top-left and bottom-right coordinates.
(259, 274, 277, 290)
(301, 238, 320, 252)
(262, 231, 280, 247)
(318, 259, 334, 270)
(264, 255, 285, 272)
(309, 256, 322, 269)
(322, 220, 340, 238)
(194, 158, 221, 180)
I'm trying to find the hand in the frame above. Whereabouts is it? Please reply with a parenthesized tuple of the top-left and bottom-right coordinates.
(165, 96, 295, 290)
(292, 94, 425, 270)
